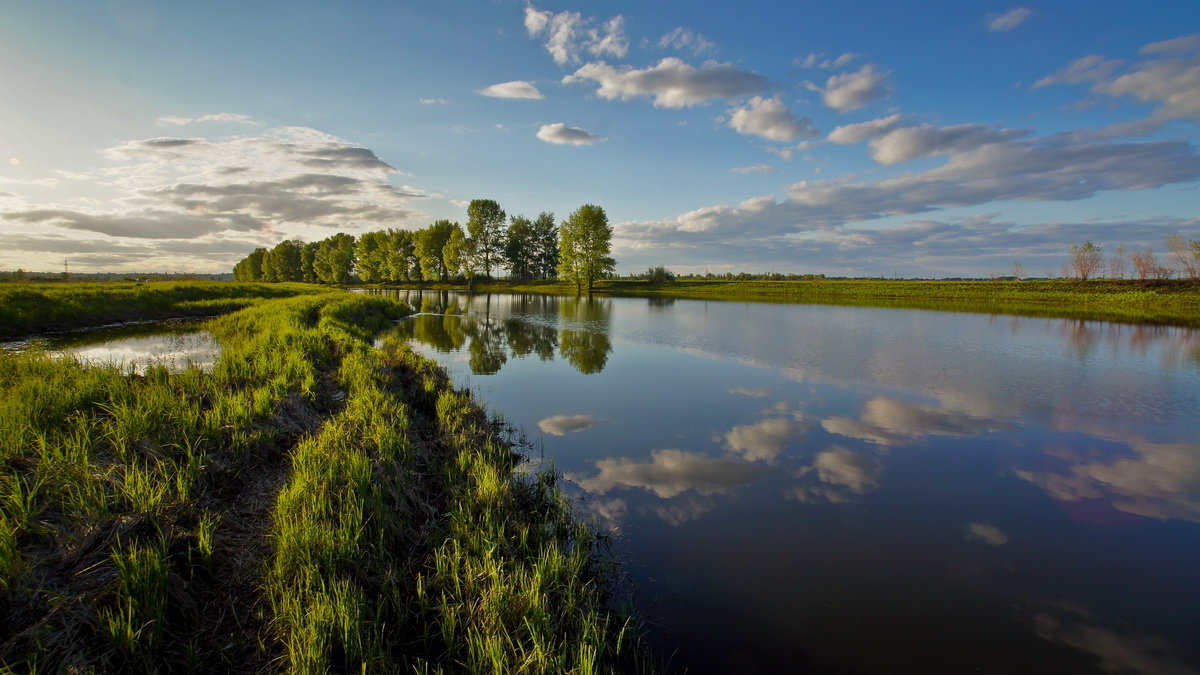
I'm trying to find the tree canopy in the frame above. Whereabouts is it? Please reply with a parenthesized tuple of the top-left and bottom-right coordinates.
(558, 204, 615, 293)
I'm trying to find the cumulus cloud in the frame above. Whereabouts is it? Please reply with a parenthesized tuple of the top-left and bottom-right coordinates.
(536, 123, 602, 145)
(0, 125, 426, 269)
(616, 135, 1200, 244)
(479, 80, 544, 99)
(1035, 34, 1200, 119)
(537, 414, 598, 436)
(524, 5, 627, 65)
(810, 446, 882, 493)
(808, 65, 892, 112)
(155, 112, 262, 127)
(965, 522, 1010, 545)
(723, 417, 807, 462)
(570, 449, 765, 498)
(986, 7, 1032, 32)
(726, 96, 820, 143)
(829, 115, 1029, 164)
(564, 57, 769, 108)
(657, 27, 716, 56)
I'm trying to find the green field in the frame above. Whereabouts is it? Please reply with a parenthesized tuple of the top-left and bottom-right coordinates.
(0, 281, 328, 339)
(0, 289, 647, 672)
(390, 278, 1200, 327)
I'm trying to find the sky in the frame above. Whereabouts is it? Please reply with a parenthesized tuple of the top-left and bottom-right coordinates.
(1, 0, 1198, 278)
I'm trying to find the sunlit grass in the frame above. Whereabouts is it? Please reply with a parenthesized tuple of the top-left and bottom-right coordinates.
(2, 290, 649, 672)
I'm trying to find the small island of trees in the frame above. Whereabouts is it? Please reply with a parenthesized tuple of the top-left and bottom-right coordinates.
(233, 199, 615, 292)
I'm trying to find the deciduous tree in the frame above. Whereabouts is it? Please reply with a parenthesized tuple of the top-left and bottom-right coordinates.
(466, 199, 506, 278)
(558, 204, 615, 294)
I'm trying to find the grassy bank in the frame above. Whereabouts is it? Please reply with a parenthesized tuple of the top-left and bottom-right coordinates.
(386, 278, 1200, 326)
(0, 293, 646, 672)
(0, 281, 328, 339)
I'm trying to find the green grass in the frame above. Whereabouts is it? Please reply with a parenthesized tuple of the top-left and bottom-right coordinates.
(0, 280, 328, 339)
(386, 278, 1200, 326)
(0, 291, 649, 672)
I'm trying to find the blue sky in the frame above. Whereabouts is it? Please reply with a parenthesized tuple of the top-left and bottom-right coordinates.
(1, 0, 1197, 277)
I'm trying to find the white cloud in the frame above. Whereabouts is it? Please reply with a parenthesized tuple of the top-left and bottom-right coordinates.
(1, 126, 424, 257)
(822, 396, 1001, 446)
(809, 64, 892, 112)
(829, 115, 1029, 164)
(657, 27, 716, 56)
(537, 414, 598, 436)
(729, 387, 772, 396)
(731, 164, 776, 174)
(155, 112, 262, 127)
(536, 122, 602, 145)
(796, 52, 860, 69)
(986, 7, 1032, 32)
(616, 134, 1200, 243)
(418, 97, 447, 105)
(479, 80, 544, 99)
(726, 96, 820, 143)
(570, 449, 765, 498)
(524, 5, 627, 65)
(1035, 34, 1200, 119)
(564, 57, 769, 108)
(966, 522, 1010, 545)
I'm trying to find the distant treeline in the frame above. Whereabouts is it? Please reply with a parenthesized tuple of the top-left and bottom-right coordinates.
(232, 199, 619, 292)
(0, 271, 233, 283)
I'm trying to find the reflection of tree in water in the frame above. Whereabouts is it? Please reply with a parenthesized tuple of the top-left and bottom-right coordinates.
(559, 296, 613, 375)
(647, 296, 675, 311)
(464, 318, 508, 375)
(393, 291, 614, 376)
(392, 292, 466, 353)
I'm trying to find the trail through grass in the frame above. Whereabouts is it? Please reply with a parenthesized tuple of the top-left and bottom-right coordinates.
(0, 292, 648, 672)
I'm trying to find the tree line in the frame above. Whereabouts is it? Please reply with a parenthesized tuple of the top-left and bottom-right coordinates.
(233, 200, 615, 292)
(1066, 233, 1200, 281)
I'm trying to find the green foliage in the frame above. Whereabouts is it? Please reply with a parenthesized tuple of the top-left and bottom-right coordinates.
(233, 248, 266, 281)
(644, 266, 674, 283)
(558, 204, 616, 293)
(505, 215, 536, 281)
(416, 220, 457, 281)
(532, 211, 559, 280)
(313, 233, 356, 284)
(444, 224, 480, 288)
(467, 199, 507, 278)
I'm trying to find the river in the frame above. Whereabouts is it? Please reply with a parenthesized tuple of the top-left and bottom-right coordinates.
(377, 289, 1200, 674)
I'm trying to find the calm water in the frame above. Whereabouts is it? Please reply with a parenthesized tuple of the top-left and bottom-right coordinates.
(379, 289, 1200, 674)
(0, 318, 220, 373)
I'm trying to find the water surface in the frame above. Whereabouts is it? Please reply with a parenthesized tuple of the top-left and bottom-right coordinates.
(1, 318, 220, 373)
(379, 289, 1200, 674)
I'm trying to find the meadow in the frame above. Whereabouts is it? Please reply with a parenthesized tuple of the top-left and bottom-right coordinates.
(0, 281, 327, 339)
(0, 288, 646, 672)
(398, 278, 1200, 327)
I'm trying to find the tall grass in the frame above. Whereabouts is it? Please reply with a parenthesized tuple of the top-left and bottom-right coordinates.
(2, 291, 648, 672)
(0, 280, 326, 339)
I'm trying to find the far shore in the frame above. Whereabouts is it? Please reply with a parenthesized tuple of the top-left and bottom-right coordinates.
(367, 278, 1200, 328)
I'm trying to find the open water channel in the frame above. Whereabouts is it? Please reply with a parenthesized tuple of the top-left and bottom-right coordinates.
(376, 289, 1200, 674)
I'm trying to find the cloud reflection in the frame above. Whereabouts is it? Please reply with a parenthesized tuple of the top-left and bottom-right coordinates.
(537, 414, 599, 436)
(1031, 603, 1197, 675)
(723, 417, 807, 461)
(822, 396, 1001, 446)
(790, 446, 883, 503)
(1017, 436, 1200, 523)
(965, 522, 1010, 546)
(570, 449, 765, 498)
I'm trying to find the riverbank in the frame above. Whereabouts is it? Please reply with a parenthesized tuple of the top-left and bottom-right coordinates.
(0, 281, 329, 339)
(379, 278, 1200, 327)
(0, 293, 647, 672)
